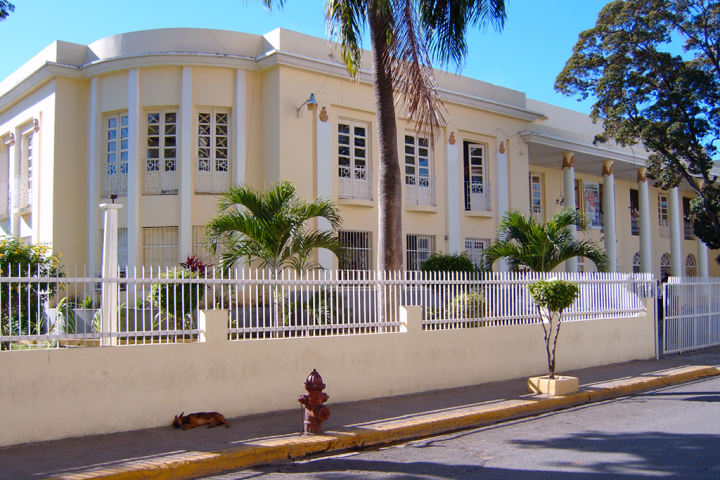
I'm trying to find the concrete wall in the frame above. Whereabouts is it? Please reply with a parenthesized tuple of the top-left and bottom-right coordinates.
(0, 305, 655, 447)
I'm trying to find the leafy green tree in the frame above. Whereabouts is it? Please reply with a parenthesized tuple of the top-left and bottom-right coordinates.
(420, 251, 477, 273)
(0, 1, 14, 21)
(484, 209, 610, 273)
(555, 0, 720, 259)
(205, 180, 344, 272)
(0, 237, 64, 350)
(527, 279, 580, 379)
(261, 0, 506, 272)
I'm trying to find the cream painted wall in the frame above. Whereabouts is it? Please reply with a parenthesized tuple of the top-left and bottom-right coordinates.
(0, 306, 655, 447)
(193, 67, 234, 108)
(99, 72, 129, 113)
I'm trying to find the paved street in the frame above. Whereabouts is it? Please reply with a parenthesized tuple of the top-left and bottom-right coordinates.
(204, 375, 720, 479)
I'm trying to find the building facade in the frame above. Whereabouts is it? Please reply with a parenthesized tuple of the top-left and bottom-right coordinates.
(0, 27, 716, 278)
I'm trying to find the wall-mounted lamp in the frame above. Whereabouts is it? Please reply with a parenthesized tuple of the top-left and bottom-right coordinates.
(297, 93, 318, 117)
(556, 196, 564, 206)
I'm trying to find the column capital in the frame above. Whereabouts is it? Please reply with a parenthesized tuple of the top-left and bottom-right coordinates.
(602, 160, 614, 176)
(562, 152, 575, 169)
(99, 203, 123, 210)
(637, 167, 648, 183)
(695, 178, 705, 190)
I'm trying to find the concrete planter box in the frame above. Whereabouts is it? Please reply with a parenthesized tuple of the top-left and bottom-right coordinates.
(528, 375, 579, 396)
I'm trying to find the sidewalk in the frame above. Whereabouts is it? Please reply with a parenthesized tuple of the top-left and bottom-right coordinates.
(4, 348, 720, 480)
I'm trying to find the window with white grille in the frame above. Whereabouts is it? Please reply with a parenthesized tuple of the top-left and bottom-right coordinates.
(660, 252, 671, 282)
(406, 234, 435, 271)
(529, 173, 543, 222)
(658, 194, 669, 237)
(13, 130, 33, 210)
(338, 121, 372, 200)
(118, 227, 128, 270)
(405, 133, 435, 206)
(464, 237, 490, 270)
(339, 230, 372, 270)
(192, 225, 216, 265)
(686, 254, 697, 277)
(196, 111, 230, 194)
(464, 143, 491, 211)
(145, 111, 178, 195)
(142, 227, 179, 269)
(633, 251, 641, 274)
(102, 113, 129, 197)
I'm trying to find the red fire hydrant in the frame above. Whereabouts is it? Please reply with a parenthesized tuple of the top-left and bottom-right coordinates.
(298, 369, 330, 434)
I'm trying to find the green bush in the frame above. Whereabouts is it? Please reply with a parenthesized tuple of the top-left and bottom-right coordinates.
(446, 291, 485, 320)
(150, 270, 205, 329)
(420, 252, 477, 273)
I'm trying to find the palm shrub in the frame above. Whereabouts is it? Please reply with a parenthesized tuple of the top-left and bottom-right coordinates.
(484, 209, 610, 273)
(527, 279, 580, 379)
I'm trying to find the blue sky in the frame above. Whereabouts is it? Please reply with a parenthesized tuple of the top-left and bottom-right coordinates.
(0, 0, 610, 113)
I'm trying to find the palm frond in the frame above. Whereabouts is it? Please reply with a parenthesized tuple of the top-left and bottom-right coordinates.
(326, 0, 367, 77)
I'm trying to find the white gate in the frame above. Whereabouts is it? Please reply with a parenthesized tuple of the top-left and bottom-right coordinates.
(663, 277, 720, 354)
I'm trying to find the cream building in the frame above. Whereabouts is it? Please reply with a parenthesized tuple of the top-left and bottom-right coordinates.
(0, 27, 716, 279)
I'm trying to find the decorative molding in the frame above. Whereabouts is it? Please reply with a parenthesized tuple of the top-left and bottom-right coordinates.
(33, 118, 40, 133)
(319, 106, 328, 122)
(602, 163, 614, 176)
(8, 133, 15, 147)
(448, 132, 456, 145)
(562, 154, 575, 169)
(499, 141, 505, 154)
(637, 169, 648, 182)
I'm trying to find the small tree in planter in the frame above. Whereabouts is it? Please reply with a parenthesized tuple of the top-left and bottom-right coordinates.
(527, 279, 580, 384)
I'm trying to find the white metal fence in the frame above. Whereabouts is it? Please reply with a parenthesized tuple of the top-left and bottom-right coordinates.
(663, 277, 720, 355)
(0, 267, 654, 351)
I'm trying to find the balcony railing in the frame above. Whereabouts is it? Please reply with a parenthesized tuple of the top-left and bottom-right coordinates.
(196, 164, 230, 194)
(684, 220, 696, 240)
(631, 217, 639, 236)
(13, 175, 30, 210)
(465, 181, 492, 212)
(0, 183, 8, 218)
(102, 172, 128, 198)
(406, 175, 436, 207)
(530, 205, 543, 223)
(339, 165, 373, 200)
(144, 159, 178, 195)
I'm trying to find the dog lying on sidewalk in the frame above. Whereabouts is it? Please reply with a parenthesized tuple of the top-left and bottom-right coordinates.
(172, 412, 230, 430)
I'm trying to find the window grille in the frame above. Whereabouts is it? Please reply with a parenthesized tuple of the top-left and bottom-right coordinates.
(683, 197, 696, 240)
(118, 228, 128, 271)
(145, 111, 178, 195)
(404, 133, 435, 206)
(339, 230, 372, 270)
(660, 253, 671, 282)
(463, 142, 491, 211)
(464, 237, 490, 270)
(13, 131, 33, 210)
(583, 182, 603, 229)
(633, 252, 641, 274)
(338, 121, 372, 200)
(192, 225, 216, 265)
(142, 227, 179, 269)
(686, 254, 697, 277)
(658, 195, 669, 238)
(529, 173, 544, 222)
(102, 113, 129, 197)
(196, 111, 230, 193)
(630, 189, 639, 236)
(406, 234, 435, 271)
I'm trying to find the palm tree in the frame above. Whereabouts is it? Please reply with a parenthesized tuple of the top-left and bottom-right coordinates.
(205, 180, 344, 272)
(484, 209, 610, 273)
(262, 0, 507, 272)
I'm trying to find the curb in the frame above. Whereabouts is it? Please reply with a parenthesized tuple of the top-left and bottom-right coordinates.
(45, 365, 720, 480)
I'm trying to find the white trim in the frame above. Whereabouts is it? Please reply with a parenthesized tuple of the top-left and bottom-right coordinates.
(180, 66, 193, 261)
(234, 69, 246, 186)
(126, 69, 141, 270)
(445, 140, 460, 253)
(317, 103, 333, 271)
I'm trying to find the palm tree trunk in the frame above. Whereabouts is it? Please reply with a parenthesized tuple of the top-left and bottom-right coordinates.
(369, 4, 403, 273)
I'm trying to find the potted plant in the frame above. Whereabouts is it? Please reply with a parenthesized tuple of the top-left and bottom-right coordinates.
(526, 279, 580, 396)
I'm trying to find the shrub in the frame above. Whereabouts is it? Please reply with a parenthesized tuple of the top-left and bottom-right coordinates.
(150, 270, 205, 329)
(420, 252, 477, 273)
(446, 291, 485, 321)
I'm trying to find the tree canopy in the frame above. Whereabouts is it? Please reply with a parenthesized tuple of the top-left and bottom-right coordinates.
(0, 1, 14, 22)
(555, 0, 720, 256)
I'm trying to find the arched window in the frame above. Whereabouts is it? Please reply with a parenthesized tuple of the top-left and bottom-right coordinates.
(633, 252, 641, 274)
(660, 253, 671, 282)
(686, 254, 697, 277)
(577, 256, 585, 273)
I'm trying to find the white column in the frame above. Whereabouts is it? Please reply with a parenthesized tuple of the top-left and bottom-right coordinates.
(316, 103, 333, 271)
(601, 161, 617, 272)
(100, 203, 122, 346)
(495, 139, 509, 272)
(234, 69, 246, 186)
(87, 77, 100, 270)
(698, 239, 709, 277)
(562, 152, 578, 272)
(126, 69, 141, 270)
(638, 168, 653, 275)
(8, 131, 17, 236)
(179, 66, 193, 261)
(445, 133, 461, 254)
(669, 186, 682, 276)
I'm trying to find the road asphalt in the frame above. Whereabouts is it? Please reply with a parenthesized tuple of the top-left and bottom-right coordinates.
(2, 348, 720, 480)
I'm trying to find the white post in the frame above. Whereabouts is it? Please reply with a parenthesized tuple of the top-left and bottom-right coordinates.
(445, 132, 461, 254)
(669, 186, 682, 276)
(126, 69, 141, 270)
(698, 239, 709, 277)
(602, 161, 617, 272)
(562, 152, 578, 272)
(315, 103, 333, 270)
(638, 168, 653, 275)
(234, 69, 247, 186)
(100, 203, 122, 346)
(179, 66, 193, 261)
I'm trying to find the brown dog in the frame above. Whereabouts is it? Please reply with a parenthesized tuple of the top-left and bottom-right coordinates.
(172, 412, 230, 430)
